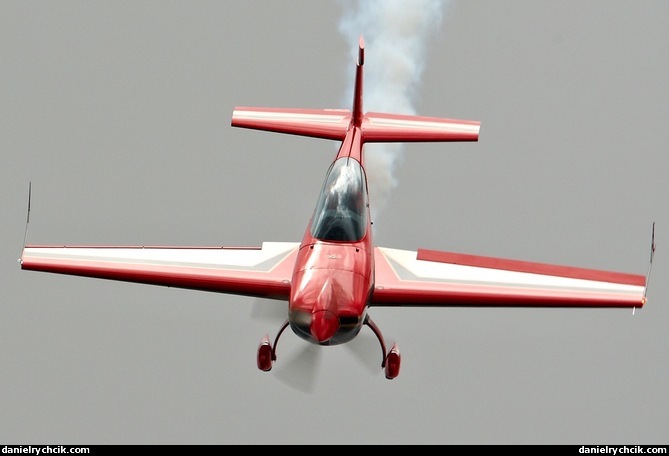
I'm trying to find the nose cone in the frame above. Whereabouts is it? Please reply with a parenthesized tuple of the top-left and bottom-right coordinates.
(310, 310, 339, 343)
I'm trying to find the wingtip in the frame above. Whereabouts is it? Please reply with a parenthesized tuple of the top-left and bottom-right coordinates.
(22, 181, 32, 249)
(651, 221, 656, 260)
(643, 221, 656, 303)
(26, 181, 31, 224)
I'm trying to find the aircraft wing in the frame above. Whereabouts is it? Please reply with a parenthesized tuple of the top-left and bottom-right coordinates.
(372, 247, 647, 308)
(20, 242, 299, 300)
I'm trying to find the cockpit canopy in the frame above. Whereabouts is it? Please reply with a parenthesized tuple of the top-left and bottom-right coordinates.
(310, 158, 368, 242)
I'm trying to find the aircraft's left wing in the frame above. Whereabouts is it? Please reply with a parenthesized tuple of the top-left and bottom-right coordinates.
(20, 242, 299, 300)
(372, 247, 647, 308)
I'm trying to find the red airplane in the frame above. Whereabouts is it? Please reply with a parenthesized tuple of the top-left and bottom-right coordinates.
(20, 37, 653, 380)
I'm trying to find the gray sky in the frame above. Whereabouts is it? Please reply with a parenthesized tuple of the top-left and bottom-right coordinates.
(1, 0, 667, 445)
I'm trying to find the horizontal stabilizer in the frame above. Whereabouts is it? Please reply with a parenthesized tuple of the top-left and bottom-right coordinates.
(232, 107, 351, 140)
(362, 112, 480, 143)
(232, 34, 479, 145)
(232, 107, 479, 144)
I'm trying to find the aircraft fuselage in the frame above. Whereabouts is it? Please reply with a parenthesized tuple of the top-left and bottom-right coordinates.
(288, 127, 374, 345)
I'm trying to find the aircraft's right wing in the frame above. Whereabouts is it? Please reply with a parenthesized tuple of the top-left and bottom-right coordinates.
(371, 247, 647, 308)
(20, 242, 299, 300)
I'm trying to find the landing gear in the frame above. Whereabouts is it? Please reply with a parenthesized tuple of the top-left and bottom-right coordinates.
(256, 316, 401, 379)
(365, 315, 401, 379)
(256, 320, 289, 372)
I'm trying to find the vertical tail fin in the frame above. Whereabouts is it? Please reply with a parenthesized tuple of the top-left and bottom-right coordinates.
(352, 35, 365, 128)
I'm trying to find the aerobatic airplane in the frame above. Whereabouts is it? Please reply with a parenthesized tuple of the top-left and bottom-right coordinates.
(19, 37, 654, 379)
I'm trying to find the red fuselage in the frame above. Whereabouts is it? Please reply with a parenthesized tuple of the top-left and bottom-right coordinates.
(288, 127, 374, 345)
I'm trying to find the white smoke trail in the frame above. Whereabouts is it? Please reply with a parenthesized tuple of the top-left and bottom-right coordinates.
(338, 0, 449, 221)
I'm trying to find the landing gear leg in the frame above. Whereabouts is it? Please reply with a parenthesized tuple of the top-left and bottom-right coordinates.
(257, 319, 290, 372)
(364, 315, 401, 379)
